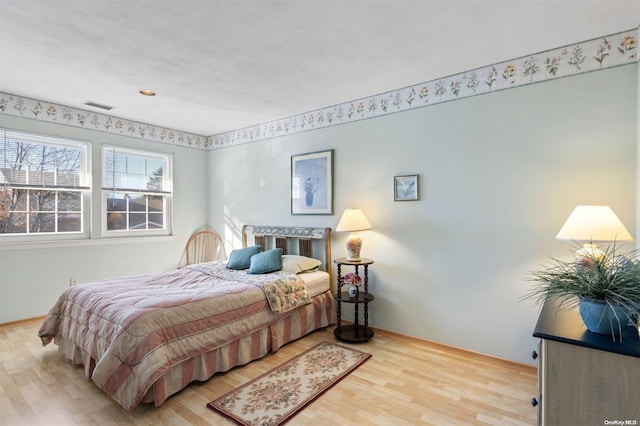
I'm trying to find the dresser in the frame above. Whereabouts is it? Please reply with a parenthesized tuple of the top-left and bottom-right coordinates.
(533, 298, 640, 425)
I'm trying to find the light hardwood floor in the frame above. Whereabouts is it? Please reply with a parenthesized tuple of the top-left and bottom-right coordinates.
(0, 319, 537, 425)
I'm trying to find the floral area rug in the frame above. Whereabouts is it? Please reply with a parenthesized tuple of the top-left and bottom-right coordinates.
(207, 341, 371, 425)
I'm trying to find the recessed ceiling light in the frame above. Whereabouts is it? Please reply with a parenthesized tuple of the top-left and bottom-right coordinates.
(139, 89, 156, 96)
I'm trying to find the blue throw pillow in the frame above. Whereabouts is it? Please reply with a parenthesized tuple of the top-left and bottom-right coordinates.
(248, 248, 284, 274)
(226, 245, 262, 270)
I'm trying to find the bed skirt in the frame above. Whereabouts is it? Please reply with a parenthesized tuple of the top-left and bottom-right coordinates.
(54, 289, 335, 409)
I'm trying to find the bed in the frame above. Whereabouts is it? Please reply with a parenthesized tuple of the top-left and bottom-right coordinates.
(38, 225, 335, 411)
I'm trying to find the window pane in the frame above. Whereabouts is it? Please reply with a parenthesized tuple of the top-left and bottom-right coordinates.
(30, 190, 56, 211)
(102, 147, 168, 194)
(55, 147, 80, 170)
(4, 213, 27, 233)
(103, 173, 114, 188)
(10, 189, 27, 211)
(129, 213, 147, 229)
(26, 144, 44, 170)
(5, 169, 27, 184)
(20, 142, 82, 187)
(147, 159, 163, 175)
(28, 169, 45, 185)
(113, 153, 127, 172)
(107, 212, 126, 230)
(127, 174, 147, 190)
(57, 168, 79, 186)
(127, 155, 145, 175)
(104, 152, 115, 176)
(3, 140, 21, 166)
(111, 172, 126, 188)
(148, 195, 164, 212)
(147, 159, 164, 191)
(43, 168, 57, 185)
(59, 192, 81, 211)
(148, 213, 164, 229)
(129, 194, 146, 212)
(146, 171, 163, 191)
(58, 213, 81, 232)
(29, 212, 55, 233)
(0, 188, 11, 231)
(106, 192, 126, 212)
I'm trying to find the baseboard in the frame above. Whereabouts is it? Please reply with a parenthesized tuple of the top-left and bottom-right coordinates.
(341, 320, 536, 373)
(0, 316, 46, 329)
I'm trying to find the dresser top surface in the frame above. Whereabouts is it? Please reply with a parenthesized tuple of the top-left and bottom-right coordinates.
(533, 298, 640, 358)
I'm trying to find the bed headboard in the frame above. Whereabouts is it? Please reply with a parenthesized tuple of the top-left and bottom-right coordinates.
(242, 225, 333, 290)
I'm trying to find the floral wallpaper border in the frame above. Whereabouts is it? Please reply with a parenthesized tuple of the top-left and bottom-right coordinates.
(1, 28, 637, 151)
(210, 27, 638, 150)
(0, 94, 209, 149)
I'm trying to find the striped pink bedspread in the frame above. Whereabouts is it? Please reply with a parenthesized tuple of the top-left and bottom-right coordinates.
(38, 262, 313, 410)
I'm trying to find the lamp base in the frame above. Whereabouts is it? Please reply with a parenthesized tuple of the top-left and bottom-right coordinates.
(345, 232, 362, 262)
(575, 243, 605, 263)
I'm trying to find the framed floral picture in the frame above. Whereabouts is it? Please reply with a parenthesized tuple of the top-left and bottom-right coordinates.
(291, 150, 333, 215)
(394, 174, 419, 201)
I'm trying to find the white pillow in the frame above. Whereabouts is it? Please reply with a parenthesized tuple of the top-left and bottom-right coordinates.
(281, 255, 322, 274)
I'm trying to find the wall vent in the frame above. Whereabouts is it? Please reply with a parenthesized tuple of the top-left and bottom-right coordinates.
(83, 101, 114, 111)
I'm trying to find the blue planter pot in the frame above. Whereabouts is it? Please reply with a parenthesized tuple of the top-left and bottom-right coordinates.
(578, 299, 630, 335)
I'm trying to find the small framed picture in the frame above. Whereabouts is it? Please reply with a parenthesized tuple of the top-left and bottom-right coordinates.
(394, 174, 419, 201)
(291, 149, 333, 215)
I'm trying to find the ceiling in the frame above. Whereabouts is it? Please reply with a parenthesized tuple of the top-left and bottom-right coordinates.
(1, 1, 639, 137)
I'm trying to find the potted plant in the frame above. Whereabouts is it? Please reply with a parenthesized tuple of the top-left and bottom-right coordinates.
(523, 244, 640, 338)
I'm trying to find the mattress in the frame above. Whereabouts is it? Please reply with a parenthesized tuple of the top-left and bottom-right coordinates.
(298, 270, 331, 297)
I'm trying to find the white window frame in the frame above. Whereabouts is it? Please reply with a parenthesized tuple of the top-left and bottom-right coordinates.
(0, 129, 91, 243)
(101, 145, 172, 237)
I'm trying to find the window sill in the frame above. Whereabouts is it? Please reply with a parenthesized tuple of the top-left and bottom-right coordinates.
(0, 235, 176, 251)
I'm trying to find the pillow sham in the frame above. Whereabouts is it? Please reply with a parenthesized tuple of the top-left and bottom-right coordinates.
(248, 248, 284, 274)
(226, 245, 262, 270)
(281, 255, 322, 274)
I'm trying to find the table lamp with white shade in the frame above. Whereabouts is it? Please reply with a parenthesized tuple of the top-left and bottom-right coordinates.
(336, 208, 371, 261)
(556, 205, 633, 259)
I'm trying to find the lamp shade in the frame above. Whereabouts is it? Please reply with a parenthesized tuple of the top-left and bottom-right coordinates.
(336, 208, 372, 232)
(556, 205, 633, 242)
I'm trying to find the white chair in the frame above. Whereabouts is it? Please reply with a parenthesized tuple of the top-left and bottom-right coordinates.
(185, 230, 224, 265)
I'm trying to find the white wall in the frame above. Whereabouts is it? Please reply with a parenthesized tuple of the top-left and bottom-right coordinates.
(0, 115, 209, 323)
(208, 64, 638, 365)
(1, 64, 636, 365)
